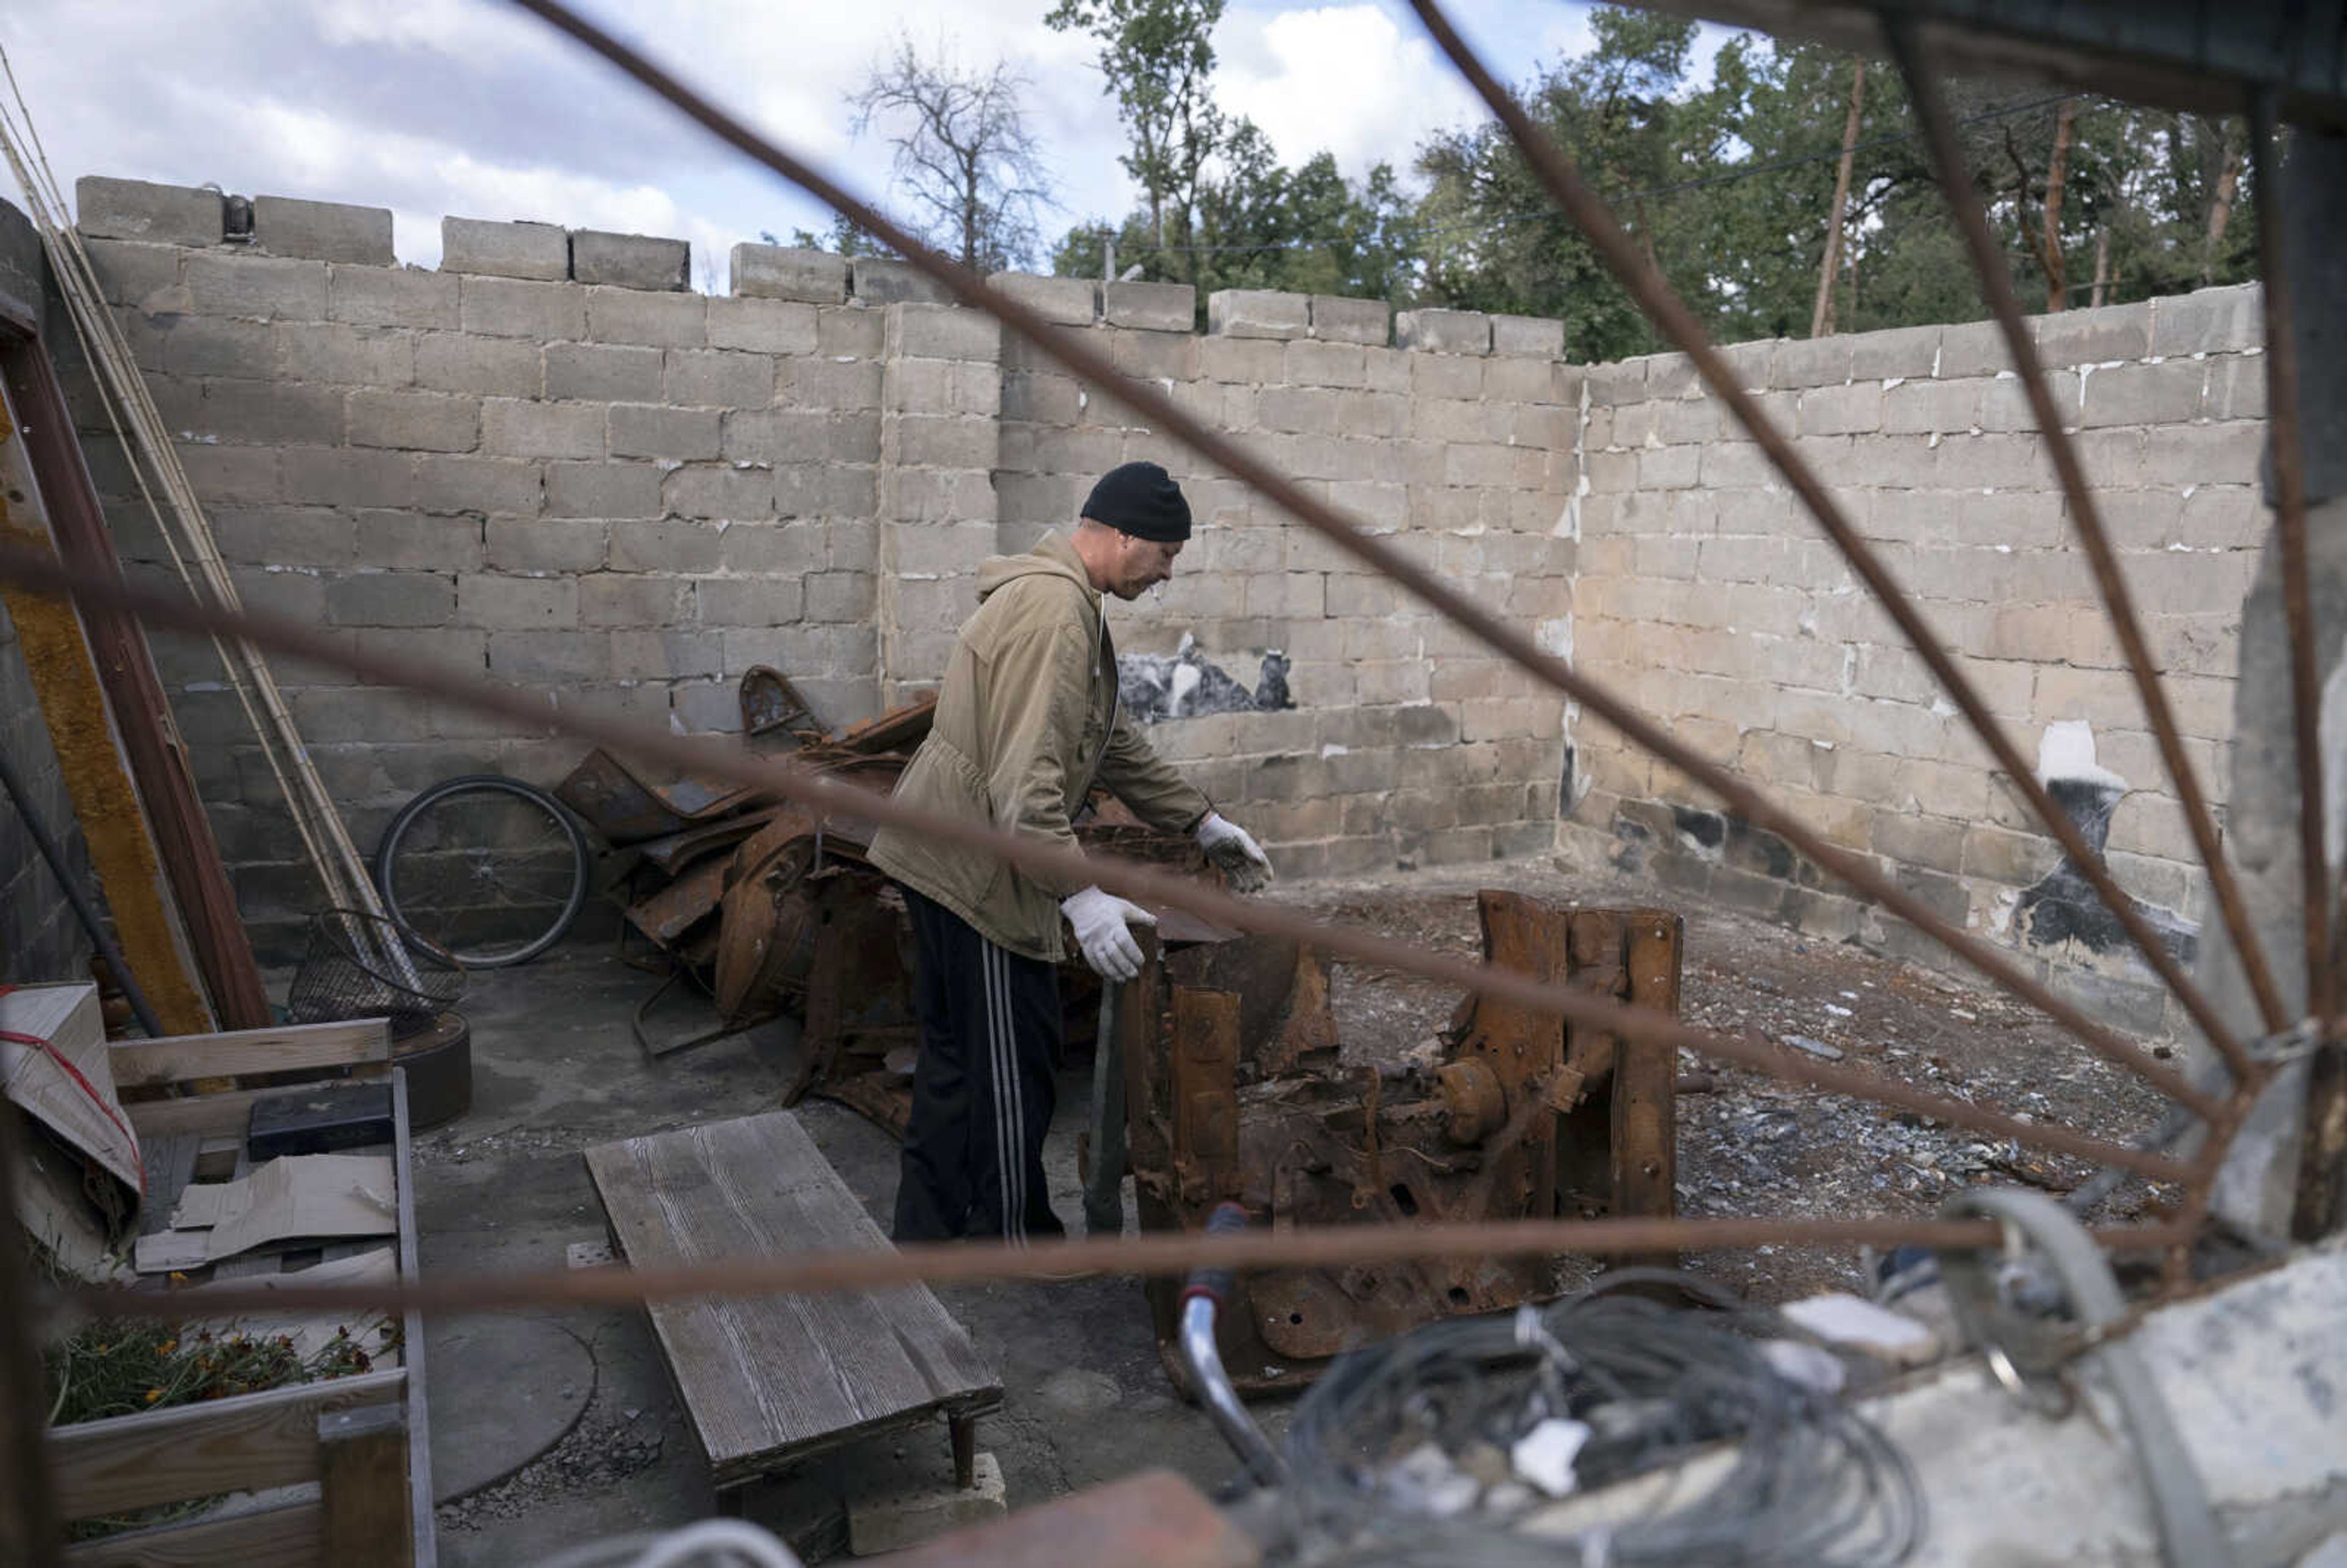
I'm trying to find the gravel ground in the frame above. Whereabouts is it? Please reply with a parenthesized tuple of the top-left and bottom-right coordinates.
(1271, 855, 2183, 1303)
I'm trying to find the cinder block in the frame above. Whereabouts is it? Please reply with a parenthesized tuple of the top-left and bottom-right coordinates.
(183, 252, 328, 321)
(2149, 284, 2261, 358)
(272, 321, 412, 386)
(1395, 309, 1491, 355)
(609, 403, 721, 461)
(730, 243, 846, 304)
(546, 341, 662, 402)
(457, 573, 577, 629)
(853, 257, 950, 305)
(569, 229, 689, 291)
(1492, 313, 1563, 358)
(696, 575, 798, 627)
(706, 295, 818, 353)
(82, 238, 184, 308)
(1795, 381, 1881, 435)
(76, 176, 222, 247)
(461, 275, 586, 340)
(587, 287, 706, 348)
(441, 217, 569, 281)
(178, 379, 345, 447)
(486, 516, 610, 573)
(580, 572, 692, 628)
(2033, 301, 2150, 367)
(348, 389, 480, 453)
(663, 464, 774, 518)
(326, 570, 455, 628)
(252, 196, 392, 264)
(987, 271, 1096, 326)
(893, 304, 999, 364)
(356, 510, 484, 572)
(1846, 323, 1940, 381)
(665, 348, 773, 407)
(168, 318, 274, 379)
(542, 460, 661, 521)
(608, 519, 724, 574)
(2077, 359, 2203, 429)
(1209, 288, 1310, 339)
(488, 629, 615, 683)
(415, 332, 543, 397)
(1310, 295, 1389, 345)
(414, 454, 543, 515)
(1103, 279, 1194, 331)
(482, 397, 603, 460)
(329, 266, 459, 330)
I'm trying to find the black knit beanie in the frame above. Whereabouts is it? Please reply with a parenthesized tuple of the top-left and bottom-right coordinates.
(1082, 461, 1191, 543)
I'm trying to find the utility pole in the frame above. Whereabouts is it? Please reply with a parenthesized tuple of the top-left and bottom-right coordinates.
(1810, 58, 1865, 339)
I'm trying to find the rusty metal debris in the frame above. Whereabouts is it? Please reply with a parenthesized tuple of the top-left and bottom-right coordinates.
(1123, 892, 1684, 1390)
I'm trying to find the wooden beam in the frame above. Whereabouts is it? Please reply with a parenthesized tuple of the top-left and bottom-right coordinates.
(111, 1018, 391, 1093)
(62, 1496, 321, 1567)
(0, 382, 210, 1036)
(123, 1071, 389, 1140)
(46, 1369, 403, 1519)
(0, 331, 271, 1030)
(391, 1068, 437, 1567)
(318, 1404, 411, 1568)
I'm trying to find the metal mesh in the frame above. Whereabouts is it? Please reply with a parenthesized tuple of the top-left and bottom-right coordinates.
(285, 908, 466, 1038)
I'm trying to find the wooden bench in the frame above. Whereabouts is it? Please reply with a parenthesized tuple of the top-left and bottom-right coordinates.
(584, 1110, 1001, 1508)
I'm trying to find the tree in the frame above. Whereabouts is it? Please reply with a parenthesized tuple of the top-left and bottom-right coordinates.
(1045, 0, 1227, 283)
(848, 37, 1054, 273)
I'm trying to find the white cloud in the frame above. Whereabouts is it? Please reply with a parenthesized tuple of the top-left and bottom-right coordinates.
(1214, 5, 1486, 180)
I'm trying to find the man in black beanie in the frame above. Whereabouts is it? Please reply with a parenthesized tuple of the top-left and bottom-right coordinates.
(869, 461, 1275, 1243)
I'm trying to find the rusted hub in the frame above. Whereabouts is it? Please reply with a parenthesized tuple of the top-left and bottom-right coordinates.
(1436, 1058, 1507, 1144)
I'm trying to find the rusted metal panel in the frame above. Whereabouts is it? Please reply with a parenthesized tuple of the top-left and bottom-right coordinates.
(1614, 911, 1683, 1265)
(834, 692, 935, 755)
(1135, 892, 1685, 1392)
(0, 403, 212, 1035)
(554, 749, 760, 844)
(624, 853, 730, 948)
(736, 664, 820, 742)
(2, 334, 266, 1030)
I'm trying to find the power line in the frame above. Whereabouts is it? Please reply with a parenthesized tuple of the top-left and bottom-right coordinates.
(1103, 89, 2081, 258)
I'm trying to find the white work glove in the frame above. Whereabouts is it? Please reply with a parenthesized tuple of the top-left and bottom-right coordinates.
(1062, 885, 1158, 982)
(1196, 811, 1274, 894)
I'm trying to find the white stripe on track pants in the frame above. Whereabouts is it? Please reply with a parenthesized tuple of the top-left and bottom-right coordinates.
(892, 885, 1067, 1244)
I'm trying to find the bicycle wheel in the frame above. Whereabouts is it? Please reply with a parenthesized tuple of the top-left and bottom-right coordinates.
(375, 775, 591, 969)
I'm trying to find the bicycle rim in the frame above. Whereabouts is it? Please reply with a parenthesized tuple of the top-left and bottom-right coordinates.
(376, 776, 590, 968)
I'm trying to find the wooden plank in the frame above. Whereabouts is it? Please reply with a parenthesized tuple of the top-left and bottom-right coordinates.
(391, 1068, 436, 1568)
(1, 331, 271, 1031)
(112, 1020, 392, 1093)
(63, 1496, 320, 1567)
(0, 372, 213, 1036)
(1612, 912, 1683, 1266)
(138, 1134, 202, 1239)
(318, 1405, 409, 1567)
(47, 1369, 404, 1519)
(585, 1112, 998, 1485)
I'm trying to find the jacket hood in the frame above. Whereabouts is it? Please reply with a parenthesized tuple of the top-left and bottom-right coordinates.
(976, 530, 1098, 606)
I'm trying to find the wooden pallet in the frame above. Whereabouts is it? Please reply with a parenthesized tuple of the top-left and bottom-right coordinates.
(44, 1017, 435, 1567)
(585, 1110, 1000, 1500)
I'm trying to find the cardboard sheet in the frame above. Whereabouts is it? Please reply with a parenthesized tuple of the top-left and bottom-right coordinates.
(139, 1153, 397, 1272)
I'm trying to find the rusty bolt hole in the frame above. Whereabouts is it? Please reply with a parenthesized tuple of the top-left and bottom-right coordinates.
(1391, 1184, 1419, 1217)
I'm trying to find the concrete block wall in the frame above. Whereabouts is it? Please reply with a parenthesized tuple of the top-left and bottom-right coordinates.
(993, 283, 1579, 881)
(60, 178, 1581, 948)
(1562, 285, 2271, 1035)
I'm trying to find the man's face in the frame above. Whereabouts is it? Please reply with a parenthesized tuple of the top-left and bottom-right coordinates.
(1106, 532, 1183, 600)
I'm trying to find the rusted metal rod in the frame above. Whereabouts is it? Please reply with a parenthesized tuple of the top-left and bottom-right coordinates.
(505, 0, 2205, 1112)
(1882, 23, 2287, 1057)
(0, 543, 2213, 1160)
(1405, 0, 2253, 1087)
(2247, 88, 2331, 1029)
(54, 1216, 2191, 1324)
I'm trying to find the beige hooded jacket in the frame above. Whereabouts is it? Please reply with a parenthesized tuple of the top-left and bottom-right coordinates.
(866, 530, 1211, 962)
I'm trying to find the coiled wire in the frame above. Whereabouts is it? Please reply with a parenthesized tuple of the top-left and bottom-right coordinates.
(1277, 1271, 1923, 1567)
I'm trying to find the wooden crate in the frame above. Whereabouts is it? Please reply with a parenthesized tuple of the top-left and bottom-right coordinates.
(41, 1017, 436, 1567)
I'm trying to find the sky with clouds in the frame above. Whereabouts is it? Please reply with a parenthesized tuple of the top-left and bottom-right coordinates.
(0, 0, 1669, 287)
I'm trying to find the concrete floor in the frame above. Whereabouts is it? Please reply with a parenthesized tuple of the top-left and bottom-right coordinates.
(414, 942, 1254, 1566)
